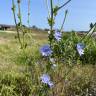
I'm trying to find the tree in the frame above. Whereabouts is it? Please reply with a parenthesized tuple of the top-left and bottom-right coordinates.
(90, 23, 94, 29)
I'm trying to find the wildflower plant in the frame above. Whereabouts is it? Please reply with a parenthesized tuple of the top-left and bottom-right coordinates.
(11, 0, 96, 95)
(12, 0, 31, 49)
(42, 0, 96, 94)
(45, 0, 72, 61)
(37, 0, 73, 95)
(47, 0, 71, 47)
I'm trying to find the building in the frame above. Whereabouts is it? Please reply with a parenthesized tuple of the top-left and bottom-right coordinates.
(0, 24, 15, 30)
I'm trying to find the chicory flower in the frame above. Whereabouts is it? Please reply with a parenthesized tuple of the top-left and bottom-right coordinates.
(40, 44, 52, 56)
(40, 74, 54, 88)
(47, 81, 54, 88)
(54, 31, 62, 41)
(40, 74, 50, 84)
(76, 43, 85, 56)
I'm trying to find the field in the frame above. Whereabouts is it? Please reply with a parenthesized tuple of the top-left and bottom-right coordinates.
(0, 30, 96, 96)
(0, 30, 47, 72)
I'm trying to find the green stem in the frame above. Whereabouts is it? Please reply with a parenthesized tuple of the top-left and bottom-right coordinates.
(60, 10, 68, 32)
(17, 1, 22, 25)
(81, 23, 96, 42)
(50, 0, 54, 47)
(17, 0, 26, 49)
(50, 0, 53, 31)
(28, 0, 30, 27)
(57, 0, 71, 11)
(12, 0, 22, 48)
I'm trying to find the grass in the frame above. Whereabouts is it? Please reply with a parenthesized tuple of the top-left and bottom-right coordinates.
(0, 30, 48, 74)
(0, 30, 95, 96)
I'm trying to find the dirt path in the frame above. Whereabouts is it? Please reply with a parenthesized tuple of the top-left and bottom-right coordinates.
(0, 30, 16, 33)
(0, 37, 10, 44)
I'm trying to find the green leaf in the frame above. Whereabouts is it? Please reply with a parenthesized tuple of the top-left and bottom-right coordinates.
(53, 6, 59, 16)
(47, 17, 55, 26)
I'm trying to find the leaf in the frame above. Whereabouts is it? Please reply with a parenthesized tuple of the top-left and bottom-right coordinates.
(47, 18, 55, 26)
(53, 6, 59, 16)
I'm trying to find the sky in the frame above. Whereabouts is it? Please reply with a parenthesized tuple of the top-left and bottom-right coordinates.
(0, 0, 96, 31)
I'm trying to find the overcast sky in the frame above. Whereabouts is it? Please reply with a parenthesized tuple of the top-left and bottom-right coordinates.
(0, 0, 96, 31)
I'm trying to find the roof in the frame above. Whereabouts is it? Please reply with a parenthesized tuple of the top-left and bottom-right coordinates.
(0, 24, 15, 28)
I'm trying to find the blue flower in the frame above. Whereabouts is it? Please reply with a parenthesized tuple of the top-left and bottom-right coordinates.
(76, 43, 85, 56)
(54, 31, 62, 41)
(40, 44, 52, 56)
(47, 81, 54, 88)
(40, 74, 50, 84)
(40, 74, 54, 88)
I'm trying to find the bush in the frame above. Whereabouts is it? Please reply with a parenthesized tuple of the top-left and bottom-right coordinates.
(52, 31, 96, 65)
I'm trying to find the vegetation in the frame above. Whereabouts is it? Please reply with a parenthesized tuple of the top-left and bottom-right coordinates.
(0, 30, 95, 96)
(0, 0, 96, 95)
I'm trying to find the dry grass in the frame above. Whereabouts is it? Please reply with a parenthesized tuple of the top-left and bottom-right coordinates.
(0, 30, 95, 96)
